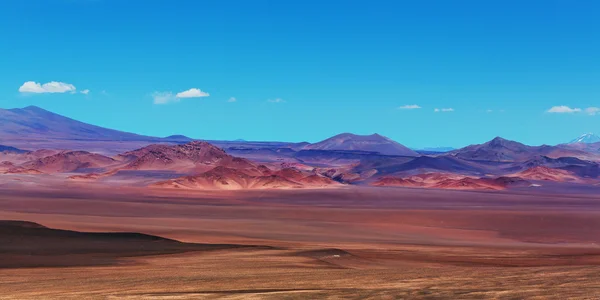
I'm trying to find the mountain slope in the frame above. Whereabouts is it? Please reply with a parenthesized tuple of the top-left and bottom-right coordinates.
(0, 145, 25, 153)
(449, 137, 535, 161)
(304, 133, 418, 156)
(0, 106, 156, 141)
(570, 133, 600, 144)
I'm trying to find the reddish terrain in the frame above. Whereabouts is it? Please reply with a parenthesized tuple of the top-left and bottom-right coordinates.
(153, 165, 338, 190)
(513, 166, 582, 182)
(21, 150, 116, 173)
(0, 137, 597, 192)
(372, 172, 530, 190)
(117, 141, 255, 172)
(1, 185, 600, 298)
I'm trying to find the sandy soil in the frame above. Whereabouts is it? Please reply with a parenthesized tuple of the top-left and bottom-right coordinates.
(1, 185, 600, 299)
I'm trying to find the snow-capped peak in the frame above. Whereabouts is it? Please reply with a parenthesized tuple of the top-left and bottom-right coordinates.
(570, 133, 600, 144)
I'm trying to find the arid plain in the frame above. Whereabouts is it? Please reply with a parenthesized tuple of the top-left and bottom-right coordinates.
(2, 182, 600, 299)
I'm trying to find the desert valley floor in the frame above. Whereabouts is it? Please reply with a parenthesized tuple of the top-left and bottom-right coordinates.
(1, 183, 600, 299)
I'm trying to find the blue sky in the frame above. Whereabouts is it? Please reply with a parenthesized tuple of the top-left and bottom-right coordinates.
(1, 0, 599, 148)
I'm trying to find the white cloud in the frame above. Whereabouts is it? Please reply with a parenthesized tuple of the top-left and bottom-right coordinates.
(19, 81, 77, 94)
(80, 89, 90, 95)
(228, 97, 237, 102)
(398, 104, 421, 110)
(153, 88, 210, 104)
(547, 106, 582, 113)
(153, 92, 178, 104)
(434, 108, 454, 112)
(268, 98, 285, 103)
(176, 88, 209, 98)
(585, 107, 600, 115)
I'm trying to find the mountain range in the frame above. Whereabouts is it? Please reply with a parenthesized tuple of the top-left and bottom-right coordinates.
(1, 106, 596, 153)
(1, 106, 599, 191)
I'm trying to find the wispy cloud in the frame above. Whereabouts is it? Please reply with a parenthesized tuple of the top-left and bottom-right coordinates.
(434, 108, 454, 112)
(585, 107, 600, 115)
(228, 97, 237, 102)
(153, 88, 210, 104)
(267, 98, 285, 103)
(486, 109, 493, 113)
(152, 92, 178, 104)
(547, 106, 582, 113)
(398, 104, 421, 110)
(80, 89, 90, 95)
(19, 81, 77, 94)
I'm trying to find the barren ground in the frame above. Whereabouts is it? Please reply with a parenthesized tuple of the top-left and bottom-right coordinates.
(1, 184, 600, 299)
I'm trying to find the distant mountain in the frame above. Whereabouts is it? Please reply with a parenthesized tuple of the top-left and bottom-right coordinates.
(448, 137, 593, 162)
(0, 106, 310, 154)
(304, 133, 418, 156)
(163, 135, 194, 141)
(418, 147, 455, 152)
(117, 141, 256, 172)
(415, 147, 455, 155)
(0, 145, 25, 153)
(355, 155, 485, 176)
(0, 106, 157, 141)
(448, 137, 535, 161)
(569, 133, 600, 144)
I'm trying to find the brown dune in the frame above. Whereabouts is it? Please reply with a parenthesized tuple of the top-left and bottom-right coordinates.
(20, 150, 116, 173)
(513, 166, 581, 182)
